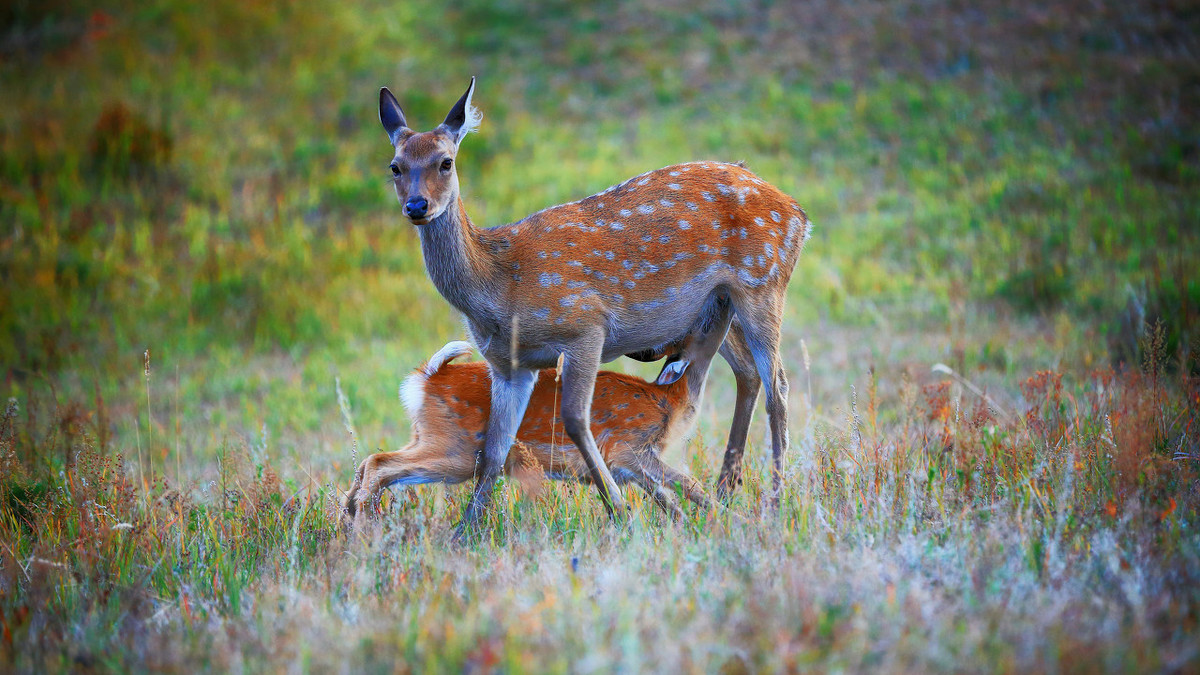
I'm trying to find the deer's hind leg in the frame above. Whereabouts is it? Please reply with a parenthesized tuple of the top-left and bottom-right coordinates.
(731, 297, 790, 506)
(715, 318, 761, 501)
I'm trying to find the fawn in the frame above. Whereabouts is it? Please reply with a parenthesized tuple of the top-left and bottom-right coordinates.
(342, 307, 732, 531)
(379, 78, 810, 535)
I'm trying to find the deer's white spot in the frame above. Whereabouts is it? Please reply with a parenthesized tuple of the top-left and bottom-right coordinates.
(678, 219, 691, 230)
(637, 204, 655, 215)
(620, 209, 633, 217)
(669, 171, 681, 177)
(685, 201, 698, 210)
(743, 255, 753, 266)
(668, 183, 682, 190)
(637, 178, 651, 186)
(532, 308, 550, 320)
(701, 191, 715, 202)
(770, 211, 781, 223)
(539, 272, 563, 287)
(659, 199, 673, 208)
(754, 217, 765, 226)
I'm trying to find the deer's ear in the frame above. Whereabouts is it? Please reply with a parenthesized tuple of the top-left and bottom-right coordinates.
(379, 87, 409, 145)
(654, 358, 690, 386)
(439, 76, 481, 145)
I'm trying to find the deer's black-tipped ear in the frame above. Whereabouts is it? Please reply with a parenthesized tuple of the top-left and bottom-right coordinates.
(654, 358, 690, 386)
(379, 87, 409, 145)
(440, 76, 480, 145)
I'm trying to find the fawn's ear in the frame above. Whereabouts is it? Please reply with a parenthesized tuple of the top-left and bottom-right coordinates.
(654, 358, 691, 386)
(439, 76, 481, 145)
(379, 87, 410, 145)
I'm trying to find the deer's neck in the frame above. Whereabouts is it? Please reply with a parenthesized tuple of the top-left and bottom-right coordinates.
(416, 197, 496, 320)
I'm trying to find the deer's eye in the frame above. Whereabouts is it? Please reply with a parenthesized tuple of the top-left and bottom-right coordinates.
(390, 163, 400, 176)
(440, 158, 453, 172)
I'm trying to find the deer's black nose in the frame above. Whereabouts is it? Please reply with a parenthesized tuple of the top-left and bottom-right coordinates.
(404, 196, 428, 220)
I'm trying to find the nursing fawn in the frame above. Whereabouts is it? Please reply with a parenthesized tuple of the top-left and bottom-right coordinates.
(379, 78, 810, 535)
(342, 308, 733, 531)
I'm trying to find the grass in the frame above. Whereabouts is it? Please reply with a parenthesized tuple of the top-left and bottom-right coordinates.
(1, 0, 1198, 670)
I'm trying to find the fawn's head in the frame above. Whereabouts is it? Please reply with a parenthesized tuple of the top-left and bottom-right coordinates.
(379, 77, 481, 225)
(653, 302, 733, 401)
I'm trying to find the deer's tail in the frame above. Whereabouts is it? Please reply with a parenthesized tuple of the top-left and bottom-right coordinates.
(399, 340, 475, 417)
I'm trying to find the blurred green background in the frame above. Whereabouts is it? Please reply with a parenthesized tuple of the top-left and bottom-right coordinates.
(1, 0, 1197, 465)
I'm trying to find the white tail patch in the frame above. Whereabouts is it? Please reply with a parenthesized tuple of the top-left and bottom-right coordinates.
(399, 341, 475, 416)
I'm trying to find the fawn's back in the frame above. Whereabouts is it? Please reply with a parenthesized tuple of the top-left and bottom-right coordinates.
(413, 360, 694, 480)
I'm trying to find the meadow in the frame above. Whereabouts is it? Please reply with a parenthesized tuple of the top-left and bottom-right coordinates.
(1, 0, 1198, 671)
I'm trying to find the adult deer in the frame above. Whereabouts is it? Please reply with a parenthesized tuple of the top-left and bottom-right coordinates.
(343, 306, 733, 531)
(379, 78, 810, 535)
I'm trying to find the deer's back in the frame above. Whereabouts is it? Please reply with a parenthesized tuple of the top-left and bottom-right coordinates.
(479, 162, 809, 346)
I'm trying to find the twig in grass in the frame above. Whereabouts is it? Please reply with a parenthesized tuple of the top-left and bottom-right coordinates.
(335, 377, 359, 470)
(144, 349, 153, 513)
(931, 363, 1014, 423)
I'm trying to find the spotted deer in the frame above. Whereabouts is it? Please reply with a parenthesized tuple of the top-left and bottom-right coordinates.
(342, 308, 732, 531)
(379, 78, 810, 534)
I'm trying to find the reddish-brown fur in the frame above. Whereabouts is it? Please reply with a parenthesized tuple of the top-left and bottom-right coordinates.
(343, 347, 713, 529)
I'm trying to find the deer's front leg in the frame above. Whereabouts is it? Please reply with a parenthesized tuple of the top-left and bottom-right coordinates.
(454, 365, 538, 540)
(560, 334, 628, 520)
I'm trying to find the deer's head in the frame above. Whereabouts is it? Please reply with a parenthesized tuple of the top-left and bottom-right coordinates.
(379, 78, 480, 225)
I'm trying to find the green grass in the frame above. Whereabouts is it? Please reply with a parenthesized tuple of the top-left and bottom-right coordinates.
(1, 0, 1198, 670)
